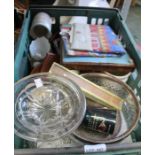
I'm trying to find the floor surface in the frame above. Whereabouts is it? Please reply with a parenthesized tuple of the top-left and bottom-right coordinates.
(126, 5, 141, 46)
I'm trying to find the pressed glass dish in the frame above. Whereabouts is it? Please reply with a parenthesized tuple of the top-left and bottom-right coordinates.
(14, 73, 86, 142)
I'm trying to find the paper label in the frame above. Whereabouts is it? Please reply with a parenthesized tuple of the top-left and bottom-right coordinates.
(34, 78, 43, 88)
(84, 144, 107, 153)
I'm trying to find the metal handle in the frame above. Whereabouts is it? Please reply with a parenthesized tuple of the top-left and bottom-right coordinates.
(15, 142, 141, 155)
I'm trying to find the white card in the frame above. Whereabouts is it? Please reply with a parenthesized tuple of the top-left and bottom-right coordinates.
(34, 78, 43, 88)
(84, 144, 107, 153)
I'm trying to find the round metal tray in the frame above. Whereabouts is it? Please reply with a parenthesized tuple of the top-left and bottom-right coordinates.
(73, 73, 140, 143)
(14, 73, 86, 142)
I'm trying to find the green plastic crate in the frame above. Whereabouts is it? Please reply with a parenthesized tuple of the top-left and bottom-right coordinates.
(14, 6, 141, 155)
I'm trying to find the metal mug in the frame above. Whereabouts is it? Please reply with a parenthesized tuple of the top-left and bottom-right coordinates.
(82, 107, 117, 135)
(30, 12, 52, 39)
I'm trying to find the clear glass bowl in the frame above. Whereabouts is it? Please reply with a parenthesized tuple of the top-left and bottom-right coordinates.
(73, 73, 140, 143)
(14, 73, 86, 142)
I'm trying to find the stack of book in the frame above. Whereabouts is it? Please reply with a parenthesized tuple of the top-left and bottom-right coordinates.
(60, 23, 135, 73)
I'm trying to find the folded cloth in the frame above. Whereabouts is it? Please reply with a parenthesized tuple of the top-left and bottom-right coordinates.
(60, 24, 126, 57)
(62, 36, 118, 57)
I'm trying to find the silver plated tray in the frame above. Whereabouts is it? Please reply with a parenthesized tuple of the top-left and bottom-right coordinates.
(73, 73, 140, 143)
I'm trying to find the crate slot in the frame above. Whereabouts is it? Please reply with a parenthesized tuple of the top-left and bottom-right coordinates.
(138, 80, 141, 88)
(91, 18, 97, 25)
(132, 69, 138, 80)
(137, 95, 140, 102)
(104, 18, 109, 25)
(97, 18, 103, 25)
(118, 34, 123, 42)
(51, 17, 56, 24)
(134, 88, 138, 95)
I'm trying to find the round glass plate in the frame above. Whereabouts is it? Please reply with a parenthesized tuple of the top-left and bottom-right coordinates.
(14, 73, 86, 142)
(73, 73, 140, 143)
